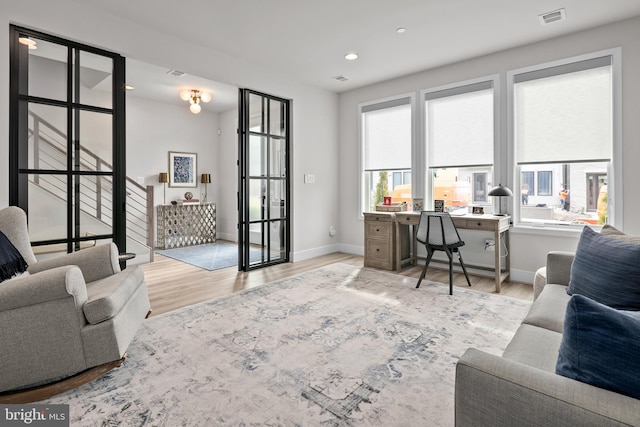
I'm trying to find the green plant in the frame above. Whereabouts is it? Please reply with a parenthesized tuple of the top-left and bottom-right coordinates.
(598, 192, 608, 224)
(374, 171, 389, 206)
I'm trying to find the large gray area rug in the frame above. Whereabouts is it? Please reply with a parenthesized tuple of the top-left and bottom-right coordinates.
(49, 263, 531, 426)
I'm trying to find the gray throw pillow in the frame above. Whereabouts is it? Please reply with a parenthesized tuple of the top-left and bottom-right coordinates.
(601, 224, 640, 243)
(567, 226, 640, 310)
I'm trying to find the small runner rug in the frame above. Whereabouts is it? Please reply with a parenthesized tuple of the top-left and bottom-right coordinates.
(48, 263, 531, 426)
(156, 242, 261, 271)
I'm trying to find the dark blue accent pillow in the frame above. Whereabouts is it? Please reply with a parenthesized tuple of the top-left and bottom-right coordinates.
(567, 226, 640, 310)
(0, 230, 28, 283)
(557, 294, 640, 399)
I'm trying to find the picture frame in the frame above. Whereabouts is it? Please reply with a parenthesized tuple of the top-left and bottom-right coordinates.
(168, 151, 197, 188)
(472, 206, 484, 215)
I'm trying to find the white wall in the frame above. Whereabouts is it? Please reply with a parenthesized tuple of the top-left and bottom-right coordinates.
(217, 108, 238, 242)
(338, 16, 640, 283)
(126, 96, 219, 205)
(0, 0, 340, 261)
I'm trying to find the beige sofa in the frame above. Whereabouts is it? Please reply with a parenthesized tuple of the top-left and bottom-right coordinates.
(0, 206, 151, 397)
(455, 251, 640, 426)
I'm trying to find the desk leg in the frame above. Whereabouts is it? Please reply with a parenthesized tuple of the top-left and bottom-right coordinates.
(395, 221, 401, 272)
(505, 229, 510, 281)
(412, 225, 418, 267)
(494, 228, 501, 293)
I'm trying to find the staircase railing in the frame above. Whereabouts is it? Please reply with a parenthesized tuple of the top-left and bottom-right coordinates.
(28, 111, 154, 259)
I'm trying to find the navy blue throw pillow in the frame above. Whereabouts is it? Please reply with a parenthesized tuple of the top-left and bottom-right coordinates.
(557, 294, 640, 400)
(567, 226, 640, 310)
(0, 230, 28, 283)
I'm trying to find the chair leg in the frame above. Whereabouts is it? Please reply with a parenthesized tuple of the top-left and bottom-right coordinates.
(457, 250, 472, 287)
(444, 248, 454, 295)
(416, 248, 434, 288)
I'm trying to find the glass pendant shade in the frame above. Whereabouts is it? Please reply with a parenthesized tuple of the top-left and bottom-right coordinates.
(179, 89, 192, 101)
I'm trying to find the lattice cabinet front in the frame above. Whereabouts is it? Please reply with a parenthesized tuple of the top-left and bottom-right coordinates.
(157, 203, 216, 249)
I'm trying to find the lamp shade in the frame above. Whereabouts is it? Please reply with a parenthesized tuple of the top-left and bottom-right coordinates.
(201, 173, 211, 184)
(158, 172, 169, 183)
(488, 184, 513, 197)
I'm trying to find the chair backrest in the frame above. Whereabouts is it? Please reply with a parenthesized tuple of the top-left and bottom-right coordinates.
(416, 211, 464, 247)
(0, 206, 37, 265)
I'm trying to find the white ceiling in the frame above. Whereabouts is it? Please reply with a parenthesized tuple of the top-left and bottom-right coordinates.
(75, 0, 640, 112)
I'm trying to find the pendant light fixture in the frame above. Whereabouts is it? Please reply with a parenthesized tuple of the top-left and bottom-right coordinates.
(179, 89, 212, 114)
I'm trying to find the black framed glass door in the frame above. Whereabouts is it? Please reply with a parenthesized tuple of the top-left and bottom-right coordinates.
(238, 89, 291, 271)
(9, 26, 126, 254)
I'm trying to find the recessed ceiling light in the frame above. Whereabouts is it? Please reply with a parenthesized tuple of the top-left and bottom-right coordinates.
(18, 37, 37, 49)
(396, 27, 406, 34)
(344, 53, 359, 61)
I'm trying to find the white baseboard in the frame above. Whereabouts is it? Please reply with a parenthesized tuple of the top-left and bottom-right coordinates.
(291, 244, 340, 262)
(217, 232, 237, 242)
(509, 269, 536, 285)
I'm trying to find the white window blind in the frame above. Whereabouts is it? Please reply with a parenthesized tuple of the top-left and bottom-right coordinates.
(515, 56, 612, 164)
(426, 82, 493, 168)
(362, 97, 411, 171)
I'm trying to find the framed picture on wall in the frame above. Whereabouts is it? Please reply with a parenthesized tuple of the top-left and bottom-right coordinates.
(168, 151, 197, 187)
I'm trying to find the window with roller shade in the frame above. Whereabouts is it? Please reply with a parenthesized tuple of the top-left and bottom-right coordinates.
(513, 54, 614, 226)
(424, 80, 495, 212)
(361, 96, 412, 212)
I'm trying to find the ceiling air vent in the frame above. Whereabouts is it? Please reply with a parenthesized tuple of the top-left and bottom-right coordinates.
(167, 69, 187, 77)
(333, 75, 349, 82)
(539, 8, 566, 25)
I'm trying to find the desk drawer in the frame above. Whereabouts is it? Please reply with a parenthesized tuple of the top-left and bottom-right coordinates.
(364, 239, 393, 270)
(458, 218, 494, 231)
(396, 214, 421, 225)
(365, 221, 392, 240)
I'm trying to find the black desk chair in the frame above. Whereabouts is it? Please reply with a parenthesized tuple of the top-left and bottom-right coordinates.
(415, 211, 472, 295)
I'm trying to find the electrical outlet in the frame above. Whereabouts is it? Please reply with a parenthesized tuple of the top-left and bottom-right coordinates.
(304, 174, 316, 184)
(484, 239, 495, 252)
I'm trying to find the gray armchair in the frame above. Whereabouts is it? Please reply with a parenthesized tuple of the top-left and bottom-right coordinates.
(0, 206, 150, 401)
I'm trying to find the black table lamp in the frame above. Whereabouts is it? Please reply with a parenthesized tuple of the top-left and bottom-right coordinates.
(488, 184, 513, 216)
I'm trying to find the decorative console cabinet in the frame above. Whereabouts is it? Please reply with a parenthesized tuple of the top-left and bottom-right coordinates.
(157, 203, 216, 249)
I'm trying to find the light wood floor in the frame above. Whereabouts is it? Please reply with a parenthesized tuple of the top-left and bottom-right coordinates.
(141, 251, 533, 317)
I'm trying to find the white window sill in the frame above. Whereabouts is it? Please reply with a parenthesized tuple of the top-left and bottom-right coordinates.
(511, 223, 588, 238)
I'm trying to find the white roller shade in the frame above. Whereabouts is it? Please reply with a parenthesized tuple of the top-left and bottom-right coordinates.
(515, 58, 612, 164)
(363, 98, 411, 170)
(426, 84, 493, 168)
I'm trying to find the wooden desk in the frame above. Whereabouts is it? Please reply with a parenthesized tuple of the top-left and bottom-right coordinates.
(394, 212, 511, 292)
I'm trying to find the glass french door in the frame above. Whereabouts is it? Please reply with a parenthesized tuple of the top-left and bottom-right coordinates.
(238, 89, 291, 271)
(9, 26, 126, 254)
